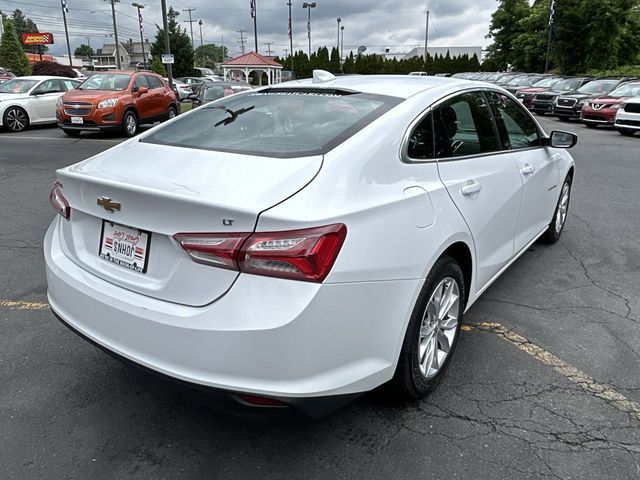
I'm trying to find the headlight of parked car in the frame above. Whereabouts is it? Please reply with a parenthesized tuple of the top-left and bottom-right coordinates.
(97, 98, 118, 109)
(56, 97, 63, 107)
(611, 104, 622, 110)
(618, 102, 627, 110)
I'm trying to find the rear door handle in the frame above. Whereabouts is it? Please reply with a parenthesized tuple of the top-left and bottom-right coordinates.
(461, 182, 482, 196)
(521, 164, 535, 175)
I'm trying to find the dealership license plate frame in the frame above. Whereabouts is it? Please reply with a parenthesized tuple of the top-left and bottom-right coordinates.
(99, 220, 151, 274)
(71, 116, 84, 124)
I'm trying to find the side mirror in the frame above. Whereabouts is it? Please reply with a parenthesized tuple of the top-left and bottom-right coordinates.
(547, 130, 578, 149)
(136, 86, 149, 95)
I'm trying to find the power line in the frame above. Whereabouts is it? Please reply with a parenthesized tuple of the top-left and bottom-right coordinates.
(182, 7, 196, 50)
(237, 29, 246, 55)
(264, 42, 273, 55)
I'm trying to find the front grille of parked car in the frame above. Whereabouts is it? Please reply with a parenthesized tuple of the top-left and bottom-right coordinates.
(624, 103, 640, 114)
(557, 98, 577, 107)
(535, 94, 554, 101)
(63, 102, 92, 116)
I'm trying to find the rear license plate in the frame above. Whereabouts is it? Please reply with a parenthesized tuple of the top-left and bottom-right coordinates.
(99, 221, 151, 273)
(71, 116, 83, 124)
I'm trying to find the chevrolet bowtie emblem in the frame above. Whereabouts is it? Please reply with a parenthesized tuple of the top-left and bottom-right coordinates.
(97, 197, 121, 212)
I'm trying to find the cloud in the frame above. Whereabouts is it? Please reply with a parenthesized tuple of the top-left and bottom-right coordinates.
(0, 0, 495, 57)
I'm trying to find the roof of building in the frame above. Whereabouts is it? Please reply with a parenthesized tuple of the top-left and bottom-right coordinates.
(222, 52, 282, 68)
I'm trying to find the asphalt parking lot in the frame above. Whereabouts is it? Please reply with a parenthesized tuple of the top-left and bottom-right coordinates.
(1, 119, 639, 479)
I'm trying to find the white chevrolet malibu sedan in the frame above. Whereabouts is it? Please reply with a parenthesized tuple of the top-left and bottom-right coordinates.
(45, 72, 576, 417)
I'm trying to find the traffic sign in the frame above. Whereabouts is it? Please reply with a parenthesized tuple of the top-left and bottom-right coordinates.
(161, 54, 175, 64)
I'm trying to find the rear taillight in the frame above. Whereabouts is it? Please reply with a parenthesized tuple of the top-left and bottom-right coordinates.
(49, 181, 70, 220)
(173, 224, 346, 283)
(174, 233, 249, 270)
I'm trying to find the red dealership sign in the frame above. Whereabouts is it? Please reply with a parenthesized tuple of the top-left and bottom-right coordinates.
(21, 33, 54, 45)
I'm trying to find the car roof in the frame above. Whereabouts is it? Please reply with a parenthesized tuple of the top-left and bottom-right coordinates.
(8, 75, 76, 81)
(277, 74, 479, 99)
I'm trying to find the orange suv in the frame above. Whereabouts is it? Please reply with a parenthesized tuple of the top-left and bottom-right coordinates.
(56, 71, 178, 137)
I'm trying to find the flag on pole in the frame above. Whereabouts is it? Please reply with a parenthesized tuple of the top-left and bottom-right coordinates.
(250, 0, 256, 19)
(139, 10, 144, 33)
(61, 0, 69, 13)
(548, 0, 556, 26)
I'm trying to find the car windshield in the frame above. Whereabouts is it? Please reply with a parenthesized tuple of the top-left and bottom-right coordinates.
(608, 83, 640, 97)
(553, 79, 583, 91)
(533, 77, 560, 88)
(142, 89, 402, 157)
(0, 79, 38, 94)
(577, 80, 619, 94)
(78, 74, 131, 91)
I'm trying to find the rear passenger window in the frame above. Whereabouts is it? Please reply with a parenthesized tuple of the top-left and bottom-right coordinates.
(433, 92, 501, 158)
(145, 76, 162, 89)
(407, 113, 434, 159)
(487, 92, 541, 150)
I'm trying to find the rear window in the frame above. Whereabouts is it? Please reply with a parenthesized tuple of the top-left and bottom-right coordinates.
(141, 89, 402, 157)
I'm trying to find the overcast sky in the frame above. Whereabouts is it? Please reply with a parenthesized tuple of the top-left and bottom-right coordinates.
(0, 0, 497, 57)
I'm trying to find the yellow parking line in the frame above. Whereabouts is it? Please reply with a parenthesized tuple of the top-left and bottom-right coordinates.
(0, 300, 49, 310)
(464, 322, 640, 421)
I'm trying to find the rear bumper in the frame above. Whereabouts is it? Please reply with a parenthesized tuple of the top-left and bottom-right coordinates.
(45, 218, 420, 408)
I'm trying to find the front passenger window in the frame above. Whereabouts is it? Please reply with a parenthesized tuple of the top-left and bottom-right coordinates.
(487, 92, 541, 150)
(433, 92, 501, 158)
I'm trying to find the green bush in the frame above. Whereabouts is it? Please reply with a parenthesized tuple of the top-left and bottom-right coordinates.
(0, 18, 30, 76)
(586, 65, 640, 77)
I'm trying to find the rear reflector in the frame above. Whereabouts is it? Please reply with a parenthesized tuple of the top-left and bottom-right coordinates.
(49, 181, 70, 220)
(235, 394, 288, 408)
(173, 224, 346, 282)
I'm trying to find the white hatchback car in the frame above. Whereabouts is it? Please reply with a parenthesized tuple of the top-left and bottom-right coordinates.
(614, 96, 640, 136)
(0, 76, 81, 132)
(45, 72, 576, 416)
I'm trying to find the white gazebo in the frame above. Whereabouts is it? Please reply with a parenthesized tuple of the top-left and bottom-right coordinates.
(222, 52, 283, 85)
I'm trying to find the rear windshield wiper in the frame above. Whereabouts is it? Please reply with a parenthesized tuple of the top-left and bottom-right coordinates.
(213, 105, 255, 127)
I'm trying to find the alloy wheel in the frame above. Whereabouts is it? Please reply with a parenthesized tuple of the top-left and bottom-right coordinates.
(6, 108, 28, 132)
(555, 182, 570, 234)
(417, 277, 460, 379)
(125, 113, 137, 135)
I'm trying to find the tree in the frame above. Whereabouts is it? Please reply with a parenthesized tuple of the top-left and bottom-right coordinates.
(31, 61, 76, 78)
(193, 44, 227, 68)
(0, 17, 30, 76)
(74, 44, 94, 59)
(10, 9, 47, 54)
(485, 0, 531, 70)
(150, 7, 194, 77)
(150, 56, 166, 76)
(510, 0, 550, 72)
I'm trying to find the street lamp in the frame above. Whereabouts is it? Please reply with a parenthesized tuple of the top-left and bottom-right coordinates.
(340, 25, 344, 70)
(132, 2, 146, 70)
(336, 17, 341, 54)
(302, 2, 316, 58)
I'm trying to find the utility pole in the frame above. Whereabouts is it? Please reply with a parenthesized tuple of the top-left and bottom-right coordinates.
(237, 29, 247, 55)
(336, 17, 341, 54)
(424, 9, 429, 71)
(198, 19, 204, 67)
(302, 2, 316, 58)
(105, 0, 121, 69)
(264, 42, 273, 55)
(161, 0, 173, 87)
(287, 0, 294, 77)
(132, 3, 146, 70)
(60, 0, 73, 66)
(250, 0, 258, 53)
(544, 0, 556, 73)
(183, 7, 196, 51)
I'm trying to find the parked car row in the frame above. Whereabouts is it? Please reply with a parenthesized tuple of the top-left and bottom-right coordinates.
(451, 71, 640, 137)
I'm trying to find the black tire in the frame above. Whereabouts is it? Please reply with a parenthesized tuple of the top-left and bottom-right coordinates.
(167, 105, 178, 120)
(62, 128, 81, 137)
(584, 123, 597, 129)
(3, 106, 29, 132)
(121, 110, 138, 137)
(541, 174, 572, 244)
(617, 128, 635, 137)
(558, 116, 570, 122)
(393, 255, 465, 399)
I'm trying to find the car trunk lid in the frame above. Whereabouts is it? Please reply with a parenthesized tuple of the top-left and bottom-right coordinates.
(56, 140, 322, 306)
